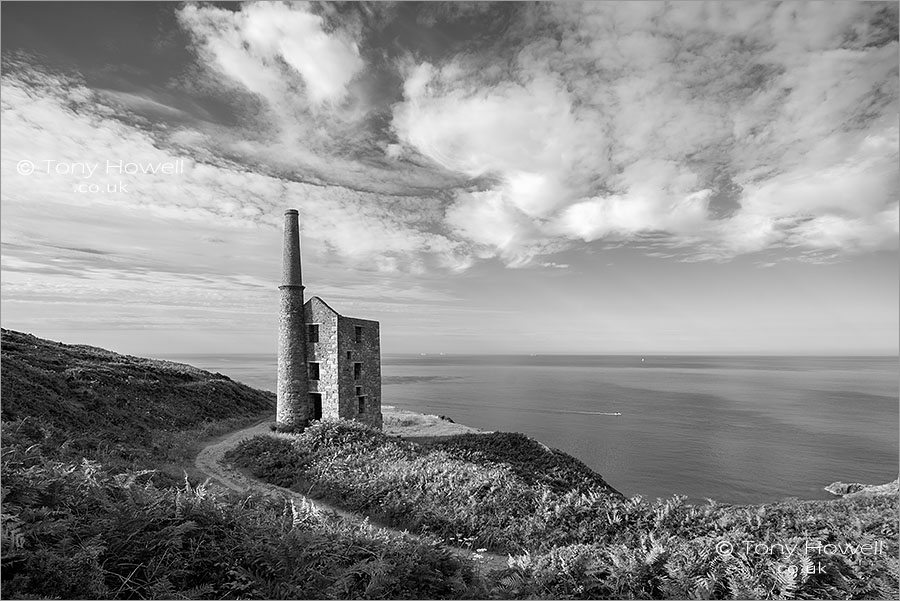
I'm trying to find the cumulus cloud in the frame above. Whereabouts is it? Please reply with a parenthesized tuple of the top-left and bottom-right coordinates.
(0, 66, 466, 284)
(178, 2, 363, 106)
(391, 1, 899, 264)
(174, 2, 473, 197)
(3, 1, 897, 278)
(553, 160, 712, 241)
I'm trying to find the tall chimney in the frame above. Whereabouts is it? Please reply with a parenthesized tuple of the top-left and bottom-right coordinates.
(277, 209, 307, 428)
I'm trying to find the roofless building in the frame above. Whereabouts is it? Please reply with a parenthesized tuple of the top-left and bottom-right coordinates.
(276, 209, 383, 430)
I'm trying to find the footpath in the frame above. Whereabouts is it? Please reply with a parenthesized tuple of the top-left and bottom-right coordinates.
(193, 418, 510, 573)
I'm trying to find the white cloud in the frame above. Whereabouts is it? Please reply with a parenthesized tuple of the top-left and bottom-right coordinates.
(0, 66, 464, 282)
(553, 159, 714, 243)
(4, 1, 897, 277)
(788, 206, 899, 253)
(170, 3, 476, 199)
(391, 1, 899, 265)
(444, 190, 520, 250)
(178, 2, 363, 106)
(394, 66, 580, 179)
(393, 65, 585, 222)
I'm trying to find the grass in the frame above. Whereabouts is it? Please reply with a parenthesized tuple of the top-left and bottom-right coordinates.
(1, 328, 275, 479)
(229, 420, 900, 600)
(1, 329, 485, 599)
(1, 450, 485, 599)
(227, 420, 614, 553)
(3, 329, 897, 599)
(423, 431, 620, 496)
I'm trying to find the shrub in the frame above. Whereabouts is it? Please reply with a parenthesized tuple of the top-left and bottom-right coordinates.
(0, 328, 275, 469)
(499, 496, 900, 599)
(228, 421, 551, 553)
(424, 432, 620, 496)
(229, 420, 899, 599)
(1, 445, 486, 599)
(228, 421, 627, 554)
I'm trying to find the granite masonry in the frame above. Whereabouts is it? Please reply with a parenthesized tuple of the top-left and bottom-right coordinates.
(276, 209, 383, 430)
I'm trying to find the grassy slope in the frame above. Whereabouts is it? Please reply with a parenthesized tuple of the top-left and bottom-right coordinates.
(227, 423, 624, 553)
(0, 330, 484, 599)
(2, 329, 897, 599)
(423, 431, 620, 496)
(1, 328, 274, 471)
(230, 423, 899, 599)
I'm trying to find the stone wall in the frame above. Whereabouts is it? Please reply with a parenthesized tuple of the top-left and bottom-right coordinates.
(304, 298, 340, 419)
(338, 315, 383, 429)
(302, 296, 382, 429)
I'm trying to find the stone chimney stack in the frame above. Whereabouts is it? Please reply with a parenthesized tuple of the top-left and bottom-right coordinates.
(277, 209, 307, 428)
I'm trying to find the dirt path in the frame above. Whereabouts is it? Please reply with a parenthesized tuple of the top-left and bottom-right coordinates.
(193, 420, 510, 572)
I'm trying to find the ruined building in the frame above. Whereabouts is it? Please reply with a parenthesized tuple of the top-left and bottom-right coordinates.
(277, 209, 383, 430)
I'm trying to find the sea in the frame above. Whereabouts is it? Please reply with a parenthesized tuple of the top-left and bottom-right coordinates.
(160, 353, 899, 505)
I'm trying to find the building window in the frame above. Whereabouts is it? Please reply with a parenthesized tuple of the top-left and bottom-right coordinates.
(354, 326, 362, 343)
(358, 396, 366, 414)
(353, 362, 362, 380)
(355, 386, 362, 396)
(308, 362, 320, 380)
(346, 350, 352, 360)
(307, 323, 319, 343)
(309, 393, 322, 420)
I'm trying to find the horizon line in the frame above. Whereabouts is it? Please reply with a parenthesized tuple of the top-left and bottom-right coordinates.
(152, 351, 900, 358)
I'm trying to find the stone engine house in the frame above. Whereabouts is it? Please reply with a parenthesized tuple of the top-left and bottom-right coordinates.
(277, 209, 383, 430)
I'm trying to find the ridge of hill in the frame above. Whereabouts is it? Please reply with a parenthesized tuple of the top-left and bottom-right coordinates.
(1, 328, 274, 469)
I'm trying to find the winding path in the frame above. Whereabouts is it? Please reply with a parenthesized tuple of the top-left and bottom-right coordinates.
(193, 419, 510, 572)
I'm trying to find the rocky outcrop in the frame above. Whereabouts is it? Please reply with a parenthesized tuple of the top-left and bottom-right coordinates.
(825, 478, 899, 498)
(825, 481, 865, 495)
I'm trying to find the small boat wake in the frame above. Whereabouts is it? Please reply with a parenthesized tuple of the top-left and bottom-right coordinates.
(558, 410, 622, 416)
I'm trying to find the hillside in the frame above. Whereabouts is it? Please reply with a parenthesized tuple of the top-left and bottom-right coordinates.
(1, 330, 897, 600)
(229, 423, 898, 598)
(1, 330, 485, 599)
(1, 328, 274, 468)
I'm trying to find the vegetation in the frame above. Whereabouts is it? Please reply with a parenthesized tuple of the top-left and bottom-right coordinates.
(0, 330, 484, 599)
(226, 421, 625, 553)
(424, 431, 620, 496)
(497, 494, 899, 599)
(1, 448, 484, 599)
(1, 328, 274, 474)
(2, 329, 897, 599)
(230, 421, 899, 599)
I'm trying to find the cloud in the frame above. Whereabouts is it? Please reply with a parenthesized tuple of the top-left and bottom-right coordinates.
(0, 64, 467, 286)
(788, 206, 899, 253)
(391, 1, 899, 264)
(3, 1, 897, 279)
(393, 63, 587, 216)
(553, 160, 712, 240)
(170, 2, 474, 198)
(178, 2, 363, 106)
(394, 65, 579, 180)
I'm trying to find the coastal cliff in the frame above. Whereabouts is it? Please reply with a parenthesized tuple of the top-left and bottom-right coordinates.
(1, 329, 896, 600)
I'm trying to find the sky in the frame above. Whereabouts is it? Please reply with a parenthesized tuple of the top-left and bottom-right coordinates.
(1, 1, 898, 355)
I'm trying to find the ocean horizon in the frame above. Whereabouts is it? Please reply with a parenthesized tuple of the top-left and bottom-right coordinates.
(157, 352, 899, 505)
